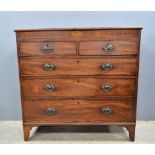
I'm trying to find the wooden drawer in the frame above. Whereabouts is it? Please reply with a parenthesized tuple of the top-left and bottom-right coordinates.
(23, 100, 135, 124)
(20, 58, 137, 76)
(18, 42, 76, 56)
(21, 78, 136, 98)
(16, 29, 140, 42)
(80, 41, 138, 56)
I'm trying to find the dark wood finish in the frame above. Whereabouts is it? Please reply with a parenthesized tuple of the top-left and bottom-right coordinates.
(20, 57, 137, 76)
(16, 29, 140, 42)
(19, 42, 76, 56)
(80, 41, 138, 56)
(15, 27, 142, 141)
(23, 100, 135, 123)
(124, 124, 136, 141)
(23, 125, 31, 141)
(21, 78, 136, 97)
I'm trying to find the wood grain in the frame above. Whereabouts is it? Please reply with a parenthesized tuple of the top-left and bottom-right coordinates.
(80, 41, 138, 56)
(23, 100, 135, 123)
(21, 78, 136, 97)
(15, 28, 142, 141)
(20, 57, 137, 76)
(16, 29, 140, 41)
(19, 42, 76, 56)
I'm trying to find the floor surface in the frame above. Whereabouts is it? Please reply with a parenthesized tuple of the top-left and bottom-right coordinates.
(0, 121, 154, 143)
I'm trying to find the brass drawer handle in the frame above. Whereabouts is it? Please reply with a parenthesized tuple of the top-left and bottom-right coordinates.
(42, 64, 55, 71)
(101, 63, 113, 70)
(101, 108, 112, 114)
(44, 84, 55, 92)
(101, 85, 112, 92)
(42, 44, 53, 53)
(46, 108, 56, 115)
(102, 43, 114, 52)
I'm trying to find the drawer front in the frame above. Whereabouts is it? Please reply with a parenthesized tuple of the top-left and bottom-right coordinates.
(21, 78, 136, 98)
(16, 29, 139, 42)
(20, 58, 137, 76)
(80, 41, 138, 56)
(23, 100, 135, 123)
(18, 42, 76, 56)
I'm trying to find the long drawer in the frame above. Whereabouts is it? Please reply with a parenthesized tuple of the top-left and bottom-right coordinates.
(16, 29, 139, 42)
(21, 78, 136, 98)
(23, 100, 135, 124)
(20, 58, 137, 76)
(80, 41, 138, 56)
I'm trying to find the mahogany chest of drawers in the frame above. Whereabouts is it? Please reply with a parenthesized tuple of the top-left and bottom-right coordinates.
(15, 27, 142, 141)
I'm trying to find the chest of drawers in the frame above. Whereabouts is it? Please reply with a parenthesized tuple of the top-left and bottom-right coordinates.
(15, 27, 142, 141)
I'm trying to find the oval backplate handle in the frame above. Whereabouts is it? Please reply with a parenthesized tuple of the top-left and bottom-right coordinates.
(102, 43, 114, 52)
(42, 64, 55, 71)
(101, 107, 112, 114)
(101, 63, 113, 70)
(44, 84, 55, 92)
(42, 44, 53, 53)
(46, 108, 56, 115)
(101, 85, 112, 92)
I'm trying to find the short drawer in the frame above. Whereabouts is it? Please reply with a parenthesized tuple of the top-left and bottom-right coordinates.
(20, 58, 137, 76)
(80, 41, 138, 56)
(21, 78, 136, 98)
(18, 42, 76, 56)
(23, 100, 135, 123)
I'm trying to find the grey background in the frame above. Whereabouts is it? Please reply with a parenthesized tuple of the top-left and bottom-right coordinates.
(0, 11, 155, 120)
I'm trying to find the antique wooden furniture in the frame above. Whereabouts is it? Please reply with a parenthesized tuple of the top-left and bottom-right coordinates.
(15, 27, 142, 141)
